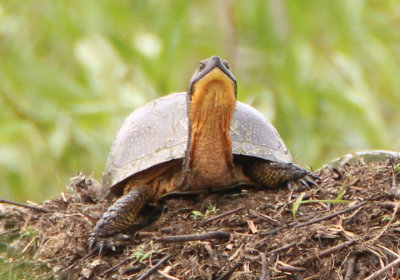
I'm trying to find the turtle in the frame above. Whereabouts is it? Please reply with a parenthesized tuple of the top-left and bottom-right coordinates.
(89, 55, 317, 250)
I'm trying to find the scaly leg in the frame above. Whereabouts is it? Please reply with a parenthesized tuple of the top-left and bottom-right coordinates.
(89, 184, 153, 253)
(244, 160, 318, 188)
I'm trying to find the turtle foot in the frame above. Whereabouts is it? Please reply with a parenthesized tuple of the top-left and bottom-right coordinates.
(88, 232, 131, 255)
(88, 184, 153, 254)
(244, 160, 320, 189)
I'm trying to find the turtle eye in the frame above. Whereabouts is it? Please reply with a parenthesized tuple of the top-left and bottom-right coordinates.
(198, 62, 206, 71)
(223, 60, 230, 70)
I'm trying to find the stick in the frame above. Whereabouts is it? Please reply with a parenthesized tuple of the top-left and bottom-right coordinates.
(245, 242, 297, 262)
(260, 214, 314, 236)
(294, 201, 367, 229)
(260, 221, 298, 236)
(266, 242, 296, 257)
(0, 199, 50, 213)
(249, 209, 279, 225)
(156, 231, 230, 243)
(260, 201, 364, 237)
(390, 157, 398, 188)
(291, 240, 356, 266)
(137, 254, 172, 280)
(344, 256, 356, 280)
(200, 208, 243, 226)
(259, 252, 270, 280)
(103, 259, 130, 275)
(378, 201, 400, 209)
(363, 257, 400, 280)
(216, 262, 241, 280)
(122, 264, 146, 275)
(277, 261, 306, 272)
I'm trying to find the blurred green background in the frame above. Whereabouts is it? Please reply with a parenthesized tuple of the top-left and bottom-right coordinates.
(0, 0, 399, 202)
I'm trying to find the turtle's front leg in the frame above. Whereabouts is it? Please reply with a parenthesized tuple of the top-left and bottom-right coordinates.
(89, 184, 153, 253)
(244, 160, 318, 188)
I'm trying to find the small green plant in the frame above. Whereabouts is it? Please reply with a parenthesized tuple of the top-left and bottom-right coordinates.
(130, 247, 165, 263)
(381, 216, 392, 222)
(292, 192, 306, 218)
(20, 228, 37, 239)
(191, 204, 219, 219)
(291, 192, 350, 218)
(335, 183, 347, 201)
(205, 204, 218, 215)
(190, 210, 205, 219)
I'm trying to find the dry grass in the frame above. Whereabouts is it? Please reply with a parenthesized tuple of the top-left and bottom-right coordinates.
(1, 156, 400, 279)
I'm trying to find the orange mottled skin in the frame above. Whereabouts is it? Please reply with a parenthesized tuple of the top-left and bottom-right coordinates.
(186, 74, 237, 189)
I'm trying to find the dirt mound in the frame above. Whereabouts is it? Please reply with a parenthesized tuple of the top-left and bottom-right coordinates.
(1, 156, 400, 279)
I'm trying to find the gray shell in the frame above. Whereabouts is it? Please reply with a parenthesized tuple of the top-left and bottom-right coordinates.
(103, 92, 292, 189)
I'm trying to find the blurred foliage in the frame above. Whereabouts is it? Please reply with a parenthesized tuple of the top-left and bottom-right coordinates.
(0, 0, 399, 202)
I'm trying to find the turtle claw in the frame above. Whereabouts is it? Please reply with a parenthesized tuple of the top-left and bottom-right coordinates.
(304, 176, 318, 187)
(299, 172, 320, 189)
(306, 172, 321, 183)
(299, 179, 310, 188)
(88, 233, 130, 255)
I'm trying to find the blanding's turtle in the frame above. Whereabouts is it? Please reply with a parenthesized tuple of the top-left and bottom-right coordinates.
(90, 56, 317, 250)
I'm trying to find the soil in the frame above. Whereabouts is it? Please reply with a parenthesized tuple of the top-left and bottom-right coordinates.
(1, 155, 400, 280)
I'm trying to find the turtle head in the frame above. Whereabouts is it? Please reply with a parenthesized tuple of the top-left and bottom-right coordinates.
(188, 55, 237, 103)
(187, 56, 237, 125)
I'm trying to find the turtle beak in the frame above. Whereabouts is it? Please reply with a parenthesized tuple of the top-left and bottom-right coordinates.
(199, 55, 236, 82)
(188, 56, 237, 99)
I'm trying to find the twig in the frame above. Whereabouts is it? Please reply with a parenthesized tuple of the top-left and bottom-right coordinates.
(266, 242, 296, 257)
(378, 201, 400, 209)
(260, 221, 298, 236)
(261, 202, 366, 236)
(260, 214, 315, 236)
(376, 244, 400, 258)
(0, 228, 19, 237)
(122, 264, 146, 275)
(200, 208, 243, 226)
(291, 240, 357, 266)
(157, 270, 180, 279)
(249, 209, 280, 225)
(294, 201, 367, 229)
(259, 252, 270, 280)
(344, 256, 356, 280)
(363, 257, 400, 280)
(156, 231, 230, 243)
(137, 254, 172, 280)
(343, 207, 363, 225)
(216, 262, 241, 280)
(21, 235, 37, 254)
(277, 261, 306, 272)
(371, 202, 398, 242)
(104, 259, 130, 275)
(0, 199, 50, 213)
(245, 242, 297, 262)
(390, 157, 398, 188)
